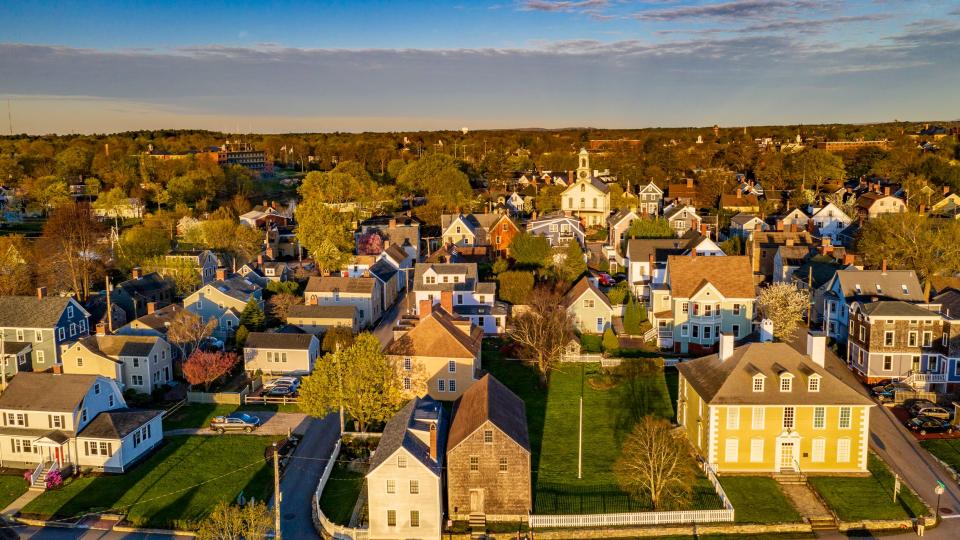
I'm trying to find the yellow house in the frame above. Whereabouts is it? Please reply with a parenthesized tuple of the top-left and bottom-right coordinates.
(677, 333, 873, 474)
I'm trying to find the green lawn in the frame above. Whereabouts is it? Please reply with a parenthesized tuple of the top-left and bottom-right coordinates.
(318, 463, 364, 525)
(809, 454, 928, 521)
(484, 347, 716, 514)
(921, 438, 960, 471)
(580, 335, 602, 353)
(22, 435, 281, 529)
(719, 477, 802, 523)
(0, 474, 28, 510)
(163, 403, 302, 430)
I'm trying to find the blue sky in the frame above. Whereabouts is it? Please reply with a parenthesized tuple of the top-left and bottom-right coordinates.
(0, 0, 958, 134)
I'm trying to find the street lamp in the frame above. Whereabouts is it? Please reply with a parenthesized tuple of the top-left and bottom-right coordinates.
(935, 481, 945, 524)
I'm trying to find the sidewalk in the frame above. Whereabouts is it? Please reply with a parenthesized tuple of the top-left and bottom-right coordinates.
(2, 488, 42, 517)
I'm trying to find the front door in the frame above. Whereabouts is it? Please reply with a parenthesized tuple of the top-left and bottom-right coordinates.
(780, 442, 795, 471)
(469, 489, 484, 514)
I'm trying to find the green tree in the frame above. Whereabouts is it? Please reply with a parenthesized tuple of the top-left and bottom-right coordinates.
(602, 327, 619, 354)
(233, 325, 250, 348)
(623, 294, 643, 335)
(196, 501, 271, 540)
(299, 333, 407, 432)
(627, 217, 675, 239)
(117, 226, 171, 271)
(757, 283, 809, 342)
(786, 148, 845, 192)
(397, 153, 461, 196)
(143, 256, 201, 297)
(497, 270, 534, 304)
(857, 213, 960, 282)
(557, 241, 587, 283)
(92, 187, 129, 223)
(239, 299, 265, 331)
(294, 200, 353, 273)
(491, 258, 510, 275)
(509, 231, 551, 269)
(322, 325, 355, 353)
(607, 282, 629, 305)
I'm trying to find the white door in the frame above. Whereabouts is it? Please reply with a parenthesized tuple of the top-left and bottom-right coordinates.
(780, 442, 795, 470)
(469, 489, 484, 513)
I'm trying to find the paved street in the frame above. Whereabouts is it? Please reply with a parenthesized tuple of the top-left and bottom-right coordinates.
(273, 413, 340, 540)
(373, 289, 412, 347)
(12, 526, 184, 539)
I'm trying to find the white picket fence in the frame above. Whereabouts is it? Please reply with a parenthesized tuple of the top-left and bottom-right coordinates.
(314, 439, 370, 540)
(528, 463, 734, 529)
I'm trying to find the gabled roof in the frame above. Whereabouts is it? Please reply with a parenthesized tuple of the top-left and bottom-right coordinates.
(413, 263, 483, 293)
(0, 296, 85, 328)
(79, 335, 159, 359)
(382, 244, 410, 264)
(385, 307, 482, 359)
(205, 276, 261, 302)
(123, 303, 191, 334)
(79, 409, 162, 439)
(448, 374, 530, 453)
(244, 332, 317, 350)
(730, 213, 763, 227)
(720, 193, 760, 208)
(856, 301, 939, 318)
(677, 342, 873, 406)
(857, 191, 903, 210)
(562, 276, 612, 309)
(625, 238, 687, 262)
(116, 272, 170, 297)
(792, 254, 847, 289)
(666, 255, 754, 299)
(369, 259, 398, 283)
(664, 205, 699, 221)
(287, 304, 356, 320)
(607, 209, 638, 227)
(368, 397, 446, 476)
(830, 269, 924, 303)
(0, 373, 100, 412)
(935, 289, 960, 319)
(305, 276, 376, 295)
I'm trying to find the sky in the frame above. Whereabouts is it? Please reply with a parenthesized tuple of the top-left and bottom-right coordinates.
(0, 0, 958, 134)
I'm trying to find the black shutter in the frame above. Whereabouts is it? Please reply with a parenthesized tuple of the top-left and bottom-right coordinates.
(47, 415, 52, 428)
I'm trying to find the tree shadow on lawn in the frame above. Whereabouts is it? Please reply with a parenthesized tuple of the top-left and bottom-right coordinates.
(611, 361, 673, 447)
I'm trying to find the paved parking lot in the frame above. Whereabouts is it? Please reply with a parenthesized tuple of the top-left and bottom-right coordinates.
(165, 411, 310, 436)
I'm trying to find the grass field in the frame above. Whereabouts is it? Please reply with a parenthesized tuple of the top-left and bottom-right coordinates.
(0, 474, 28, 510)
(162, 403, 302, 430)
(719, 477, 802, 523)
(318, 463, 365, 525)
(22, 435, 281, 529)
(483, 346, 717, 514)
(808, 454, 928, 521)
(921, 438, 960, 471)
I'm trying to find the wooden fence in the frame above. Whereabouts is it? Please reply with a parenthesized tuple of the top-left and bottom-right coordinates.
(186, 386, 249, 405)
(244, 395, 300, 405)
(313, 439, 369, 540)
(528, 463, 734, 529)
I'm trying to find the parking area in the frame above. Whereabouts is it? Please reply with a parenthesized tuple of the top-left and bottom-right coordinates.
(887, 404, 960, 441)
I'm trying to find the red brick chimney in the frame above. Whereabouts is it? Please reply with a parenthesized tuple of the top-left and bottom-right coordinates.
(429, 423, 438, 462)
(146, 302, 157, 314)
(884, 186, 891, 196)
(215, 268, 227, 281)
(881, 259, 887, 274)
(735, 190, 742, 199)
(257, 254, 264, 266)
(699, 223, 708, 238)
(843, 253, 856, 265)
(647, 254, 655, 274)
(131, 267, 142, 280)
(440, 290, 454, 314)
(686, 178, 694, 188)
(95, 321, 107, 336)
(568, 170, 574, 184)
(389, 218, 397, 229)
(776, 219, 784, 231)
(419, 299, 433, 318)
(945, 185, 951, 195)
(36, 287, 46, 300)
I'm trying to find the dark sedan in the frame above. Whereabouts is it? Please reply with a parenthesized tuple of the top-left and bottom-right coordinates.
(906, 415, 955, 435)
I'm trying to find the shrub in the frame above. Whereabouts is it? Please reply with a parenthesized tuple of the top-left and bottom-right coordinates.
(602, 327, 619, 354)
(607, 282, 630, 305)
(497, 271, 534, 304)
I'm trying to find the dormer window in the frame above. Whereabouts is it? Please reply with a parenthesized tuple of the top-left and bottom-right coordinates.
(876, 284, 882, 294)
(779, 374, 793, 392)
(808, 375, 821, 392)
(752, 375, 765, 392)
(902, 285, 909, 295)
(854, 284, 862, 294)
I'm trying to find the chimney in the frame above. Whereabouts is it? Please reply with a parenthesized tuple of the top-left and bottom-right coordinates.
(215, 267, 227, 281)
(36, 287, 46, 300)
(389, 218, 397, 229)
(776, 219, 784, 231)
(806, 331, 826, 367)
(440, 290, 454, 314)
(884, 186, 891, 196)
(789, 223, 797, 233)
(736, 190, 742, 199)
(265, 247, 275, 260)
(690, 248, 697, 258)
(271, 200, 278, 210)
(919, 203, 926, 215)
(945, 185, 951, 195)
(843, 253, 856, 265)
(429, 423, 438, 462)
(419, 299, 433, 318)
(686, 178, 694, 188)
(96, 321, 107, 336)
(131, 267, 142, 280)
(759, 319, 774, 342)
(699, 223, 708, 237)
(146, 302, 157, 314)
(718, 333, 735, 361)
(647, 254, 655, 274)
(568, 170, 574, 183)
(383, 239, 391, 249)
(309, 295, 318, 306)
(51, 365, 63, 375)
(881, 259, 887, 274)
(257, 254, 264, 266)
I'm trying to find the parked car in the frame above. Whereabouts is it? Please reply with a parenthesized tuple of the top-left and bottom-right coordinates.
(597, 273, 615, 287)
(907, 399, 938, 417)
(913, 405, 952, 421)
(263, 377, 300, 392)
(265, 385, 297, 397)
(612, 272, 627, 283)
(906, 415, 955, 435)
(210, 413, 261, 433)
(871, 382, 913, 402)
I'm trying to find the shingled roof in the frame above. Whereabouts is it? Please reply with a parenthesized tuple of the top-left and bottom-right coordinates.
(562, 276, 612, 309)
(368, 397, 446, 476)
(244, 332, 317, 350)
(305, 276, 376, 295)
(384, 307, 481, 359)
(79, 409, 162, 439)
(0, 373, 100, 412)
(79, 335, 159, 359)
(666, 255, 755, 298)
(0, 296, 81, 328)
(448, 374, 530, 453)
(678, 342, 874, 406)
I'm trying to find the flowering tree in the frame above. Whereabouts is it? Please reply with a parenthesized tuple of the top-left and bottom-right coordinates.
(183, 351, 239, 391)
(757, 282, 809, 342)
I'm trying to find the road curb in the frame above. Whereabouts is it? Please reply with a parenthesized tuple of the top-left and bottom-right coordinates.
(12, 516, 197, 537)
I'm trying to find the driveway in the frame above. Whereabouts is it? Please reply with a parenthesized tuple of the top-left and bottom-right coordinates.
(373, 289, 412, 347)
(165, 411, 311, 436)
(273, 413, 340, 540)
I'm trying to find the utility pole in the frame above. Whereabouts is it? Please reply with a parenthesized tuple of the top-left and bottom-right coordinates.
(273, 442, 282, 539)
(577, 364, 583, 479)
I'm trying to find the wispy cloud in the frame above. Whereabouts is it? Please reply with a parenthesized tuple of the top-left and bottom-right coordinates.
(635, 0, 822, 21)
(520, 0, 609, 12)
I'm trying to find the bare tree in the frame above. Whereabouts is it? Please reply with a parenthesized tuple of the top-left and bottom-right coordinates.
(37, 202, 107, 301)
(268, 292, 303, 323)
(614, 416, 695, 510)
(757, 282, 809, 342)
(507, 286, 574, 382)
(166, 308, 217, 360)
(196, 500, 272, 540)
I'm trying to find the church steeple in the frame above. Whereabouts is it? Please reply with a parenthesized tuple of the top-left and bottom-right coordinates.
(577, 148, 590, 181)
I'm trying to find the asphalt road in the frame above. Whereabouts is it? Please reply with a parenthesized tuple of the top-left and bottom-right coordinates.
(273, 413, 339, 540)
(373, 289, 412, 347)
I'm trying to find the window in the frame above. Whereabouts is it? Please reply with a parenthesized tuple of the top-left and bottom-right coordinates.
(108, 395, 114, 407)
(732, 324, 740, 337)
(813, 407, 825, 429)
(931, 356, 940, 371)
(884, 331, 894, 346)
(596, 317, 604, 332)
(499, 457, 508, 472)
(883, 356, 893, 371)
(583, 299, 595, 308)
(57, 328, 65, 341)
(448, 361, 456, 373)
(133, 358, 140, 368)
(50, 415, 63, 429)
(779, 375, 792, 392)
(397, 455, 407, 468)
(680, 325, 689, 337)
(410, 511, 420, 528)
(692, 325, 699, 338)
(752, 407, 765, 430)
(808, 375, 820, 392)
(76, 357, 84, 367)
(725, 438, 739, 462)
(681, 302, 689, 313)
(132, 375, 143, 386)
(403, 358, 412, 371)
(750, 439, 764, 463)
(448, 379, 456, 393)
(387, 510, 396, 527)
(34, 330, 42, 342)
(438, 379, 445, 392)
(733, 304, 742, 316)
(409, 480, 419, 494)
(908, 331, 918, 347)
(839, 407, 852, 429)
(726, 407, 740, 430)
(837, 438, 851, 463)
(752, 376, 764, 392)
(703, 304, 713, 317)
(703, 326, 711, 340)
(812, 438, 826, 463)
(923, 331, 933, 347)
(470, 456, 479, 472)
(36, 351, 44, 364)
(69, 323, 76, 337)
(484, 430, 493, 444)
(783, 407, 795, 430)
(94, 383, 100, 395)
(403, 377, 411, 390)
